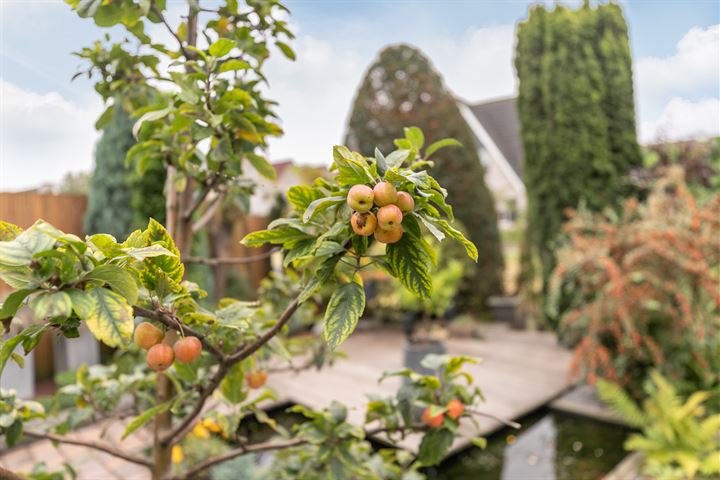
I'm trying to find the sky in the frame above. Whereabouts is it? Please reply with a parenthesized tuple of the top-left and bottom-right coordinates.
(1, 0, 718, 191)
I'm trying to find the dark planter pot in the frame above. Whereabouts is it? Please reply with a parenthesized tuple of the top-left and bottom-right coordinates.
(488, 296, 525, 330)
(403, 340, 447, 376)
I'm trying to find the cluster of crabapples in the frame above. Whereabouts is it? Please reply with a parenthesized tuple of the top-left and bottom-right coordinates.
(133, 322, 203, 371)
(421, 399, 465, 428)
(347, 182, 414, 244)
(133, 322, 268, 389)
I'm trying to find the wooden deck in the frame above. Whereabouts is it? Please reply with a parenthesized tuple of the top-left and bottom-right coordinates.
(268, 323, 574, 452)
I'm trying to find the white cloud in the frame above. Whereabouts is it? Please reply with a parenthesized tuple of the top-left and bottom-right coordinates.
(426, 25, 516, 102)
(0, 79, 101, 191)
(264, 25, 516, 167)
(640, 97, 720, 142)
(636, 24, 719, 143)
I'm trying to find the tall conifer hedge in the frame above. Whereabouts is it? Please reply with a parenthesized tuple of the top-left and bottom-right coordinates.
(515, 2, 642, 298)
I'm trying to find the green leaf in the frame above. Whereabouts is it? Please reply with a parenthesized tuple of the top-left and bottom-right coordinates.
(142, 219, 184, 283)
(331, 146, 376, 186)
(66, 289, 94, 319)
(385, 234, 432, 300)
(122, 400, 173, 440)
(287, 185, 323, 213)
(209, 38, 235, 57)
(323, 280, 365, 350)
(404, 127, 425, 150)
(85, 265, 138, 305)
(417, 428, 453, 466)
(0, 324, 45, 378)
(384, 149, 413, 169)
(425, 138, 462, 158)
(417, 214, 445, 242)
(221, 363, 246, 404)
(0, 221, 22, 241)
(0, 220, 60, 266)
(5, 420, 22, 447)
(247, 153, 276, 180)
(437, 219, 478, 262)
(303, 196, 345, 223)
(219, 59, 251, 72)
(275, 41, 296, 60)
(132, 107, 172, 138)
(30, 291, 72, 319)
(94, 104, 115, 130)
(122, 244, 176, 260)
(0, 289, 34, 321)
(85, 288, 133, 347)
(242, 227, 310, 248)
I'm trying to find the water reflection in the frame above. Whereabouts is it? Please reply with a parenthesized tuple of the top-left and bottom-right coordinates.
(428, 410, 629, 480)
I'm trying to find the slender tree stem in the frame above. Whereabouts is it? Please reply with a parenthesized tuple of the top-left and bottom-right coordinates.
(184, 248, 278, 266)
(227, 296, 300, 363)
(23, 431, 153, 468)
(151, 6, 191, 59)
(466, 408, 521, 429)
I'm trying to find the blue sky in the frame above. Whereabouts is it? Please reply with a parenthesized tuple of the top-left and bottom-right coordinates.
(1, 0, 718, 190)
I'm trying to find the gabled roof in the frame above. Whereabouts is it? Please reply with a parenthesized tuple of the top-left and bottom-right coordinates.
(467, 97, 524, 178)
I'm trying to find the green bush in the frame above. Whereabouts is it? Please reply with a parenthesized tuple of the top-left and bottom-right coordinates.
(598, 372, 720, 480)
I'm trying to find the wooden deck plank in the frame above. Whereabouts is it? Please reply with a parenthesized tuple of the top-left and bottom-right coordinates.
(267, 323, 574, 452)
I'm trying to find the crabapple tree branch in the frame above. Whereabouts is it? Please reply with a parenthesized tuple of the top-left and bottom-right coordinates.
(23, 431, 153, 468)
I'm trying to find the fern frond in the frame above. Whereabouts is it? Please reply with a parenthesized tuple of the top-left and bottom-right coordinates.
(597, 379, 646, 427)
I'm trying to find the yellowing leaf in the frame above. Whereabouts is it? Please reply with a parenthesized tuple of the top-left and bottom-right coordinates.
(85, 289, 133, 347)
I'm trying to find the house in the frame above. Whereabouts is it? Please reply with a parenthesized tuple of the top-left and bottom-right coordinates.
(246, 159, 328, 217)
(458, 97, 526, 229)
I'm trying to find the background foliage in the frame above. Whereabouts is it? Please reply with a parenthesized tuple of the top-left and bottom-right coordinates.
(85, 103, 166, 239)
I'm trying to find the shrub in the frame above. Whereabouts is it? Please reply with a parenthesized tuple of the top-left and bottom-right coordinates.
(549, 167, 720, 398)
(598, 372, 720, 480)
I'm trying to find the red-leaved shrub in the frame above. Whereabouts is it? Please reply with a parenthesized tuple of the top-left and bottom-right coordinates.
(549, 167, 719, 398)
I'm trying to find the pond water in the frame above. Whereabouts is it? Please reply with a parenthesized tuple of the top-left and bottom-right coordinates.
(425, 409, 630, 480)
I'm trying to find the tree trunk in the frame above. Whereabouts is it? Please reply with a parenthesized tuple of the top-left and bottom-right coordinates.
(154, 8, 198, 478)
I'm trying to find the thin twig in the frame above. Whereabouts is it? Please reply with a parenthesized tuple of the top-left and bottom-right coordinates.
(466, 408, 521, 429)
(184, 249, 278, 266)
(132, 306, 225, 360)
(183, 182, 214, 222)
(152, 6, 192, 59)
(23, 431, 153, 468)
